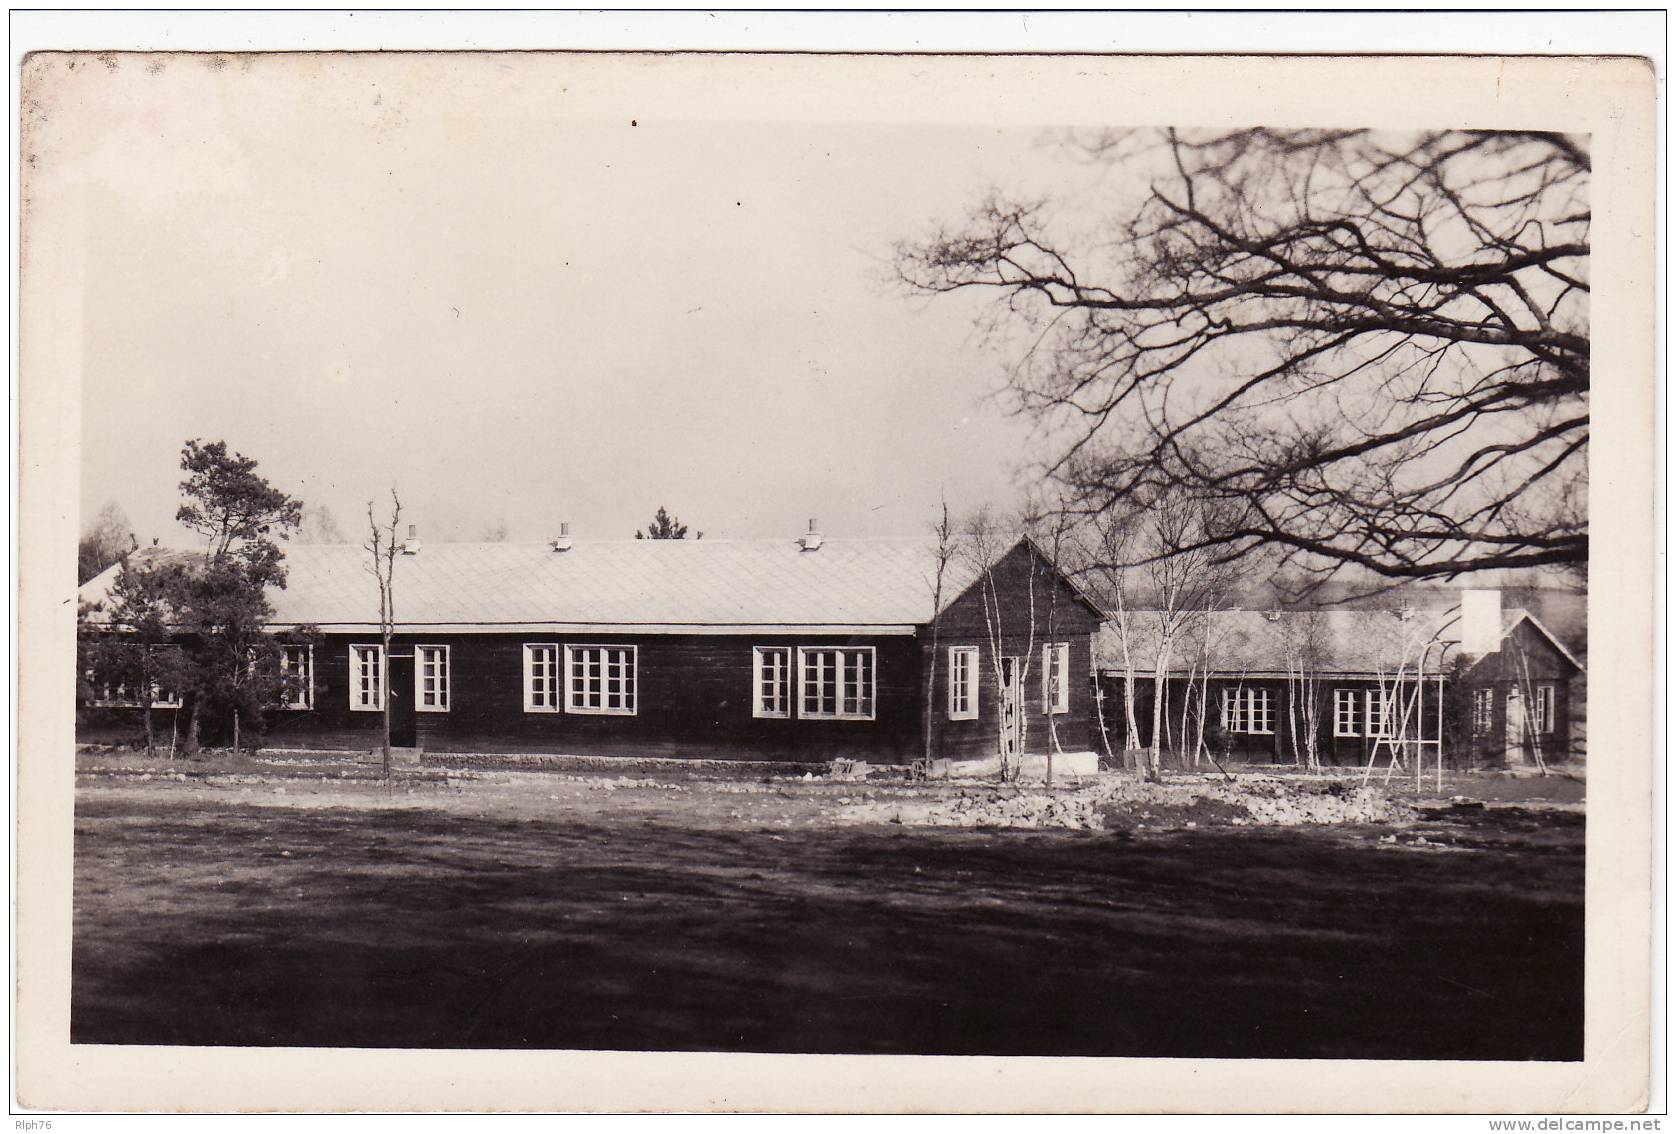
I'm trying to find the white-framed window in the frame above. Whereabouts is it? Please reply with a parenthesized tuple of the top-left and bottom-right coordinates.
(798, 646, 875, 721)
(1365, 689, 1392, 738)
(1221, 686, 1274, 735)
(280, 644, 314, 709)
(752, 646, 792, 719)
(1472, 688, 1495, 736)
(566, 644, 637, 715)
(523, 644, 560, 713)
(948, 646, 979, 721)
(86, 645, 183, 708)
(88, 680, 138, 708)
(88, 678, 181, 709)
(349, 644, 384, 711)
(416, 644, 450, 712)
(1332, 688, 1361, 736)
(1533, 684, 1556, 734)
(1041, 642, 1071, 715)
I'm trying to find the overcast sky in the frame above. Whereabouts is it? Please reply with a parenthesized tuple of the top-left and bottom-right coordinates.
(42, 53, 1120, 546)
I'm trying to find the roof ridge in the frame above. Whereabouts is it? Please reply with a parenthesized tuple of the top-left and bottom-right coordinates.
(81, 532, 998, 629)
(242, 535, 945, 549)
(1117, 605, 1459, 615)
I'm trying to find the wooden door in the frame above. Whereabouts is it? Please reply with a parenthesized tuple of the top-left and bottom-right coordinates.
(387, 653, 417, 748)
(1504, 686, 1527, 767)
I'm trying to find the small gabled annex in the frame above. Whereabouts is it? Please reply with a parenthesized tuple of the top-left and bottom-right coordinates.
(1454, 605, 1584, 768)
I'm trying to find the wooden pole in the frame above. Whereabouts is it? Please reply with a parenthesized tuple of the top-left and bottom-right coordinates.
(1436, 671, 1445, 793)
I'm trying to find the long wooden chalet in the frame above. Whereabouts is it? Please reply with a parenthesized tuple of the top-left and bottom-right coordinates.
(78, 524, 1104, 765)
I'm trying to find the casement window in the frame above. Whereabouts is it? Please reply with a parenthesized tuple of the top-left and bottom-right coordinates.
(349, 644, 385, 711)
(1365, 689, 1392, 738)
(1472, 688, 1495, 736)
(416, 645, 450, 712)
(947, 646, 979, 721)
(1041, 642, 1071, 715)
(90, 682, 180, 709)
(523, 644, 561, 712)
(798, 646, 875, 721)
(1332, 689, 1361, 737)
(566, 645, 637, 715)
(88, 676, 182, 709)
(1220, 687, 1275, 735)
(1533, 684, 1556, 734)
(280, 644, 314, 710)
(86, 645, 183, 708)
(752, 646, 792, 719)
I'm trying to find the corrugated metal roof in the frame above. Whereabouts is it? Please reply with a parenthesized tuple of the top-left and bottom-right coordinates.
(1093, 607, 1549, 677)
(79, 538, 995, 632)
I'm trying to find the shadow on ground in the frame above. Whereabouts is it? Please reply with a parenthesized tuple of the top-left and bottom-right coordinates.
(72, 796, 1582, 1058)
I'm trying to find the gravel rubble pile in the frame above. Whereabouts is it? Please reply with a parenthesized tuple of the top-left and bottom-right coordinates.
(839, 774, 1414, 831)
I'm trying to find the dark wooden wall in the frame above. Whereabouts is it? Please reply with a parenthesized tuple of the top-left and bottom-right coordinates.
(1457, 620, 1578, 767)
(1094, 674, 1447, 768)
(252, 631, 931, 762)
(925, 541, 1101, 760)
(76, 539, 1104, 766)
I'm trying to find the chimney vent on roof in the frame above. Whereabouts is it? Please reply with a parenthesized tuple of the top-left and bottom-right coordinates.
(798, 518, 824, 552)
(402, 523, 421, 555)
(551, 522, 572, 552)
(1461, 588, 1502, 656)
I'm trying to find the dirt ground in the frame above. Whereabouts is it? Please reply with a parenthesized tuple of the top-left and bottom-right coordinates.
(71, 749, 1584, 1058)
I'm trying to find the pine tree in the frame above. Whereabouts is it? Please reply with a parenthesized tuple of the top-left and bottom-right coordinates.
(635, 506, 701, 540)
(170, 439, 303, 755)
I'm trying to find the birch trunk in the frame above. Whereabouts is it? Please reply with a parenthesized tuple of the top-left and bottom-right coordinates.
(1147, 637, 1172, 782)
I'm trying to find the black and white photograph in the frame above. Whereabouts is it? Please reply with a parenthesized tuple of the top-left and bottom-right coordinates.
(14, 28, 1658, 1116)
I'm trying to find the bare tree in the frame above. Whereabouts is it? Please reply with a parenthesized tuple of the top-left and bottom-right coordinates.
(962, 506, 1037, 783)
(1361, 616, 1439, 787)
(78, 500, 131, 583)
(1141, 497, 1235, 781)
(1178, 607, 1233, 770)
(1281, 610, 1330, 770)
(1510, 639, 1551, 777)
(899, 129, 1589, 587)
(922, 498, 956, 766)
(1070, 505, 1145, 755)
(297, 503, 348, 545)
(1176, 627, 1201, 770)
(364, 489, 402, 780)
(1024, 494, 1076, 785)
